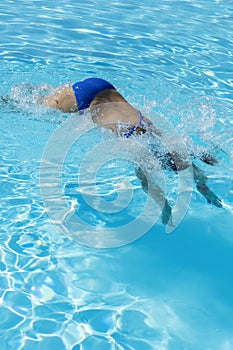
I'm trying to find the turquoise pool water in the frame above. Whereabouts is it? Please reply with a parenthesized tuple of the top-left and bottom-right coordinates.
(0, 0, 233, 349)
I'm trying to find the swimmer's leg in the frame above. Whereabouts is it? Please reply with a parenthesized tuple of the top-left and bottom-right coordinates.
(135, 167, 172, 225)
(192, 163, 222, 208)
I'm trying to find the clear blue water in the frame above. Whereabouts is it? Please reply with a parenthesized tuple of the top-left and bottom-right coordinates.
(0, 0, 233, 349)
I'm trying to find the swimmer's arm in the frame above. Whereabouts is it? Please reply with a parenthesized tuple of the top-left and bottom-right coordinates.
(43, 86, 78, 113)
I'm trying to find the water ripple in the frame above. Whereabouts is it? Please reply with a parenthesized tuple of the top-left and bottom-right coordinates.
(0, 0, 232, 101)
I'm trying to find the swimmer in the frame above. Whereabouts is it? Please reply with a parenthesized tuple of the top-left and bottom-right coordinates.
(43, 78, 222, 224)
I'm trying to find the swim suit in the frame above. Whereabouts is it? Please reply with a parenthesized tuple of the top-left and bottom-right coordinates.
(124, 111, 152, 138)
(72, 78, 116, 111)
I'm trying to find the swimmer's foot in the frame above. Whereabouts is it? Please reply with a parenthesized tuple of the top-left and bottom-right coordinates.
(192, 163, 222, 208)
(162, 200, 172, 225)
(200, 152, 218, 166)
(196, 184, 222, 208)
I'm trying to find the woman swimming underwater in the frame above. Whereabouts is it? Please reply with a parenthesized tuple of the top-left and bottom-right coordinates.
(43, 77, 222, 224)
